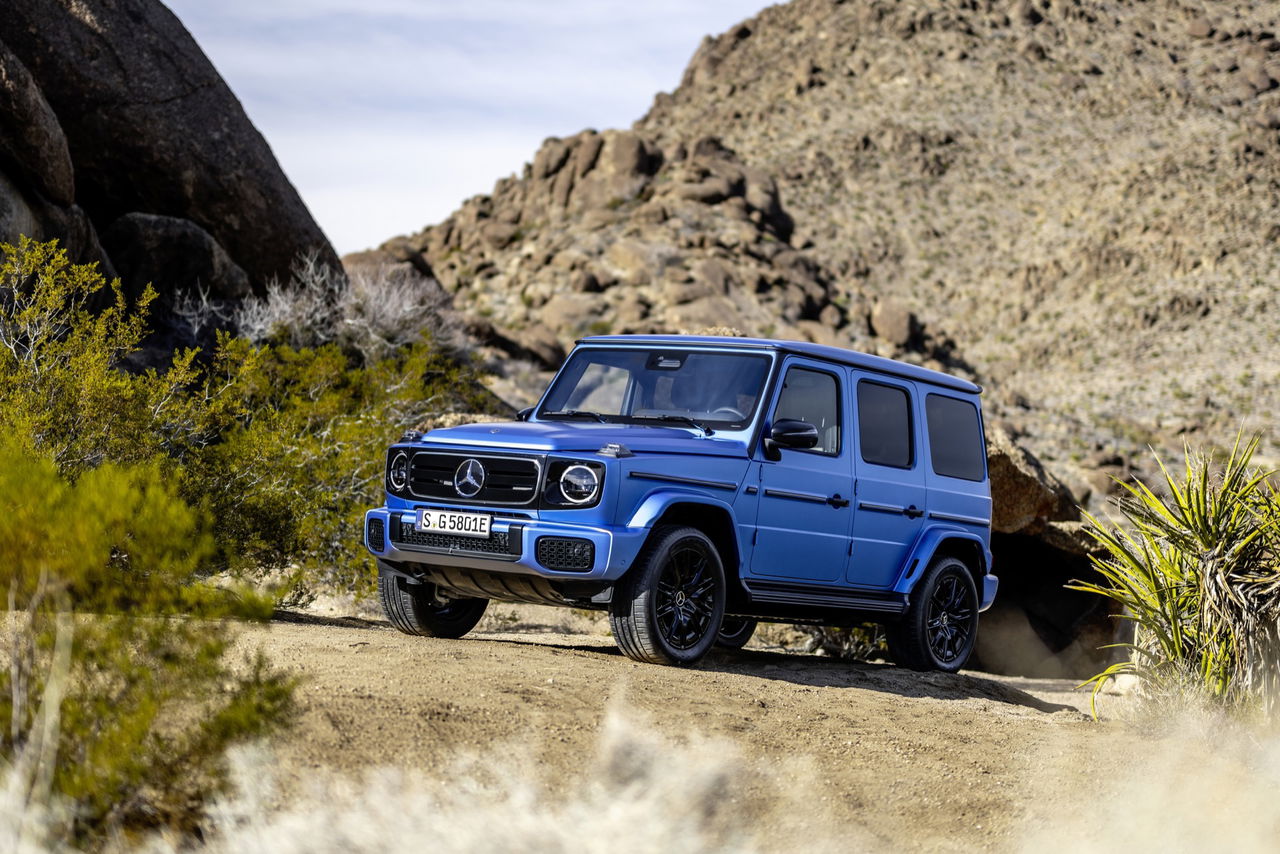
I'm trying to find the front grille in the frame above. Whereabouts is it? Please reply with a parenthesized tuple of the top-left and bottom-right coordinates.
(536, 537, 595, 572)
(408, 452, 541, 505)
(392, 520, 522, 557)
(366, 517, 385, 552)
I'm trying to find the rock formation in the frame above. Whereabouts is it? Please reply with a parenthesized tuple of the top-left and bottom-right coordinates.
(0, 0, 337, 313)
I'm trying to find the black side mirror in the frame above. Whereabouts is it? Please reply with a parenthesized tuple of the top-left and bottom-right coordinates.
(763, 418, 819, 460)
(516, 407, 533, 422)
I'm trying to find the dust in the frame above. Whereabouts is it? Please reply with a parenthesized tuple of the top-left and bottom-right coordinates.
(1019, 709, 1280, 853)
(159, 709, 856, 854)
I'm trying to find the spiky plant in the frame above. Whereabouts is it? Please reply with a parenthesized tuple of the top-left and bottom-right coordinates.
(1071, 435, 1280, 717)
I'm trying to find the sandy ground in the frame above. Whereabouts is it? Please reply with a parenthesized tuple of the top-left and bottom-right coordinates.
(225, 605, 1161, 852)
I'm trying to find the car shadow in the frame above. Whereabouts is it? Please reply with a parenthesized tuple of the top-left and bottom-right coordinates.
(272, 609, 386, 630)
(700, 647, 1079, 713)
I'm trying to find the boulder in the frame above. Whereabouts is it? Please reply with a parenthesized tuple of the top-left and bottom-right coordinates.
(986, 425, 1078, 534)
(0, 0, 337, 292)
(0, 167, 112, 272)
(870, 298, 921, 348)
(100, 212, 251, 301)
(0, 37, 74, 207)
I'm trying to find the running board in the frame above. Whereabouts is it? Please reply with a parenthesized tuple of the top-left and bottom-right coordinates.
(742, 579, 908, 614)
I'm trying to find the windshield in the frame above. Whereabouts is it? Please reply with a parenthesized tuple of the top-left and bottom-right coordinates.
(538, 348, 773, 431)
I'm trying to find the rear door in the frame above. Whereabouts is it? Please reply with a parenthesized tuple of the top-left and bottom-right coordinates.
(749, 359, 853, 584)
(846, 375, 927, 589)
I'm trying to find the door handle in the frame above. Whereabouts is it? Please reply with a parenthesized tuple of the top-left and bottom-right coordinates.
(904, 505, 924, 519)
(827, 494, 850, 508)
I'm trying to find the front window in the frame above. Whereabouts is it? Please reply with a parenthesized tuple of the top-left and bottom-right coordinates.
(538, 348, 773, 431)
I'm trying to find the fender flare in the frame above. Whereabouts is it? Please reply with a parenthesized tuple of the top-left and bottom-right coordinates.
(892, 525, 991, 596)
(626, 489, 739, 530)
(624, 489, 746, 571)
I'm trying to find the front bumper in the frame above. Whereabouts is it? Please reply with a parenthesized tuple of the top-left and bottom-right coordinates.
(363, 506, 647, 582)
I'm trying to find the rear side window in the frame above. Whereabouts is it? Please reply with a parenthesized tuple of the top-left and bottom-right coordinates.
(857, 381, 912, 468)
(925, 394, 985, 481)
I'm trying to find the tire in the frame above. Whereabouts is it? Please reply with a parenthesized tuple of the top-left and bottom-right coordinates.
(886, 556, 978, 672)
(715, 617, 758, 650)
(609, 525, 726, 666)
(378, 568, 488, 638)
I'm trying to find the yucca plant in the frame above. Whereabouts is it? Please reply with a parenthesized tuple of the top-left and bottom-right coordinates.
(1071, 434, 1280, 718)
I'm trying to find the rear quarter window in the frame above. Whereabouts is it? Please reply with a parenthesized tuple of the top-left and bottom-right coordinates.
(925, 394, 985, 481)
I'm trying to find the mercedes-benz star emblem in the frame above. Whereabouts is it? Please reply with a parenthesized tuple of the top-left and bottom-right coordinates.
(453, 458, 486, 498)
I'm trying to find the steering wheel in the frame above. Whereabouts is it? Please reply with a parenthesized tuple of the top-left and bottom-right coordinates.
(709, 406, 746, 421)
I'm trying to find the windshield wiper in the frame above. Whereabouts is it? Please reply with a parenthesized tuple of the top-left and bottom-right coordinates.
(541, 409, 609, 423)
(630, 414, 714, 436)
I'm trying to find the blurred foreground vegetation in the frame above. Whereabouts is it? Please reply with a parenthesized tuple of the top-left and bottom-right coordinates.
(0, 237, 501, 847)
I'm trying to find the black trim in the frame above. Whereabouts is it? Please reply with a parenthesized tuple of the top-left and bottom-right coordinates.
(763, 487, 828, 504)
(744, 485, 759, 495)
(628, 471, 738, 491)
(858, 501, 905, 515)
(743, 579, 907, 614)
(928, 511, 991, 526)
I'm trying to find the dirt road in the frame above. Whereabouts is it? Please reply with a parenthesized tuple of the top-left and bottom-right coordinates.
(223, 608, 1163, 852)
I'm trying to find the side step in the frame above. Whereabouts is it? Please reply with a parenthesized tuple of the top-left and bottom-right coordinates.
(742, 579, 908, 615)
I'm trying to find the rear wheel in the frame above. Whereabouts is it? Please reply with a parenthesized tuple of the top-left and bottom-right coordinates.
(378, 567, 488, 638)
(886, 556, 978, 672)
(715, 617, 758, 649)
(610, 526, 726, 666)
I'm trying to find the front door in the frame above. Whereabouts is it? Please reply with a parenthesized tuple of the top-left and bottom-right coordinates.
(750, 360, 853, 584)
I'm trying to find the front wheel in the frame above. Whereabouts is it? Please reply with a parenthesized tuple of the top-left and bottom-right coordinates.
(609, 526, 726, 666)
(886, 557, 978, 672)
(378, 568, 488, 638)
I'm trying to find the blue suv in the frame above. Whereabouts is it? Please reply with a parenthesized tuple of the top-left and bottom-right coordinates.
(365, 335, 996, 671)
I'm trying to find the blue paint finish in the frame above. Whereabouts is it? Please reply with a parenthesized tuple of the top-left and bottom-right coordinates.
(362, 334, 994, 628)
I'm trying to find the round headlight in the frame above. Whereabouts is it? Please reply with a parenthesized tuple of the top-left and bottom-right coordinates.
(559, 464, 599, 504)
(388, 451, 410, 491)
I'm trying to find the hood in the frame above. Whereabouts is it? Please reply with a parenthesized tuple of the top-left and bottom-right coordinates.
(415, 420, 750, 458)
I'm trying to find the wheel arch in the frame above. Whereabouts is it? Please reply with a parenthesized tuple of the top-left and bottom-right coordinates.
(894, 527, 989, 597)
(626, 492, 742, 580)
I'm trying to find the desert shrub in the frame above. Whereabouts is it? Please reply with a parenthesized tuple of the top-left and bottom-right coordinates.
(798, 624, 887, 661)
(209, 335, 502, 595)
(2, 238, 506, 595)
(231, 254, 465, 364)
(0, 438, 294, 847)
(1072, 435, 1280, 717)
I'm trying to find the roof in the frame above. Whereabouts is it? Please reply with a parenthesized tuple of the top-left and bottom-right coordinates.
(576, 334, 983, 395)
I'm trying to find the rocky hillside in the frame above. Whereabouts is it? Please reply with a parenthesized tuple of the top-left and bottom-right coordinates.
(0, 0, 337, 323)
(365, 0, 1280, 488)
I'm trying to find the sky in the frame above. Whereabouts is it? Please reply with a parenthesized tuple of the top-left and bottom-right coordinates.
(167, 1, 769, 255)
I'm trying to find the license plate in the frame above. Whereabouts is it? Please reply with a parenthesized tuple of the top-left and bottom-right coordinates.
(415, 509, 492, 538)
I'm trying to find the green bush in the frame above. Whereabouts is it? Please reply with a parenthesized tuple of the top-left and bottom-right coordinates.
(0, 438, 294, 846)
(1, 236, 506, 595)
(1072, 435, 1280, 717)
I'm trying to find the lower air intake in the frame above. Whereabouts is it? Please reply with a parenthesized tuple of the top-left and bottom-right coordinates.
(536, 537, 595, 572)
(366, 517, 386, 552)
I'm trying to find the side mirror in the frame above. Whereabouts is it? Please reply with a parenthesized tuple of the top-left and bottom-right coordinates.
(516, 407, 533, 422)
(763, 419, 819, 460)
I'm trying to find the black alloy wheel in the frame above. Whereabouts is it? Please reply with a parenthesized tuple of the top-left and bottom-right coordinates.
(378, 563, 488, 638)
(654, 539, 720, 650)
(715, 617, 758, 649)
(609, 526, 726, 666)
(886, 556, 979, 672)
(925, 572, 975, 665)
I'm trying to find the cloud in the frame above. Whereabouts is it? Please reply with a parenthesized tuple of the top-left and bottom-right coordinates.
(166, 0, 767, 253)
